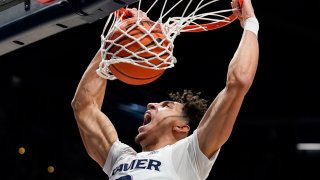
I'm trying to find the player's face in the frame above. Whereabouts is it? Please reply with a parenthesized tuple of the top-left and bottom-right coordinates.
(135, 101, 185, 146)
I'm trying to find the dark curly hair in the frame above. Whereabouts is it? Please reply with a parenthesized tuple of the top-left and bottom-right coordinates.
(169, 89, 209, 134)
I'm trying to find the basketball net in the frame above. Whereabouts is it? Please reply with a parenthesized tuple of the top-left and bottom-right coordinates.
(97, 0, 236, 80)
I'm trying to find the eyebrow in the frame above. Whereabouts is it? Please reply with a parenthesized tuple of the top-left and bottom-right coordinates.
(161, 101, 175, 106)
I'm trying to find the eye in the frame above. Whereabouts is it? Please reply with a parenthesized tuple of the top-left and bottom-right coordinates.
(164, 102, 173, 108)
(161, 101, 174, 108)
(160, 102, 168, 108)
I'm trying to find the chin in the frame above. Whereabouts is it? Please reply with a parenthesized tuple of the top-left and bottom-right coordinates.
(134, 133, 143, 145)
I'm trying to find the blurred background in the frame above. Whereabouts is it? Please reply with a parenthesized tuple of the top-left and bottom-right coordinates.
(1, 0, 319, 179)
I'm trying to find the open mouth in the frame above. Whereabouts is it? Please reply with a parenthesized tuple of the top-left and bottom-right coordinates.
(143, 111, 151, 125)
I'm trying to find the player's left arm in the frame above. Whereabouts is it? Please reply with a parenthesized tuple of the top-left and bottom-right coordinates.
(197, 0, 259, 159)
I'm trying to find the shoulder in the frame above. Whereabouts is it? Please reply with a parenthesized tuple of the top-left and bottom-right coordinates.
(173, 130, 197, 147)
(106, 140, 137, 166)
(103, 140, 137, 175)
(111, 140, 137, 156)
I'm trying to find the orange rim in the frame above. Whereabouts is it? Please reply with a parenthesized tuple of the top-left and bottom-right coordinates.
(183, 0, 243, 32)
(182, 13, 238, 32)
(116, 0, 243, 32)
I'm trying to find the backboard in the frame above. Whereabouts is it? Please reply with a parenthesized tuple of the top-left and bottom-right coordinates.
(0, 0, 138, 56)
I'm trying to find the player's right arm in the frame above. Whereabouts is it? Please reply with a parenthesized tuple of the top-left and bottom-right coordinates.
(71, 50, 118, 167)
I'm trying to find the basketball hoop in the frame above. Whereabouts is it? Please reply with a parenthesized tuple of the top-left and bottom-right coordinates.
(97, 0, 242, 83)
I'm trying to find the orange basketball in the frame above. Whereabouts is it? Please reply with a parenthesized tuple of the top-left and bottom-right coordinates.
(105, 19, 171, 85)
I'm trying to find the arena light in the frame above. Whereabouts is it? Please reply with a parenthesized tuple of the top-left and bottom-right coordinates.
(296, 143, 320, 151)
(118, 103, 146, 120)
(18, 147, 25, 155)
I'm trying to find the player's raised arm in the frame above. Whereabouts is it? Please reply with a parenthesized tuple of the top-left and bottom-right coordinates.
(71, 50, 118, 167)
(197, 0, 259, 158)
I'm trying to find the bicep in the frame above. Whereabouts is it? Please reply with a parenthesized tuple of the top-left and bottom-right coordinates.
(197, 85, 246, 158)
(74, 106, 118, 167)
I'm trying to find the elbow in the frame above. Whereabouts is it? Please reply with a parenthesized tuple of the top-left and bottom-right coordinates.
(71, 97, 85, 113)
(71, 98, 89, 123)
(71, 98, 77, 111)
(71, 96, 96, 116)
(226, 71, 253, 93)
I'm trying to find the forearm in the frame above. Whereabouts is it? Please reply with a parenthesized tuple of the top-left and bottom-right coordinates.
(72, 50, 107, 111)
(227, 20, 259, 92)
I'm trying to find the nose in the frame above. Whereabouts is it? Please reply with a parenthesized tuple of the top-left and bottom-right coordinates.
(147, 103, 158, 110)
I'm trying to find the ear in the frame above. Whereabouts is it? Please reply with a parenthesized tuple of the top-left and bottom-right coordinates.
(173, 124, 190, 134)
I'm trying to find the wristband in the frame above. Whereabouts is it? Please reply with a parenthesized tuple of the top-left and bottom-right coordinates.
(243, 17, 259, 36)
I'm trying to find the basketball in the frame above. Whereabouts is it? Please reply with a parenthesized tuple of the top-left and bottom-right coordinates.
(104, 18, 172, 85)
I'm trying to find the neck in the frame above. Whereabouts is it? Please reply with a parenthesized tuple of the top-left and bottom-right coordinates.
(140, 136, 177, 152)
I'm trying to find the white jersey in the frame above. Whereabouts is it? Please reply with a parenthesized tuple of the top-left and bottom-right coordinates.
(103, 130, 220, 180)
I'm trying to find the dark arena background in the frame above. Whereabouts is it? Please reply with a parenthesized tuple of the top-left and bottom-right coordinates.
(1, 0, 319, 179)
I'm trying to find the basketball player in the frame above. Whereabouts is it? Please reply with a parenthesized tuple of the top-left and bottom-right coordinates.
(71, 0, 259, 179)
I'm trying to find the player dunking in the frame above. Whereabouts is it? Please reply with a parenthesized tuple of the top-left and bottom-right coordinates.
(71, 0, 259, 179)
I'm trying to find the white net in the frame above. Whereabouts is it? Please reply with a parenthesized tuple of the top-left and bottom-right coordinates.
(97, 0, 236, 80)
(97, 13, 176, 80)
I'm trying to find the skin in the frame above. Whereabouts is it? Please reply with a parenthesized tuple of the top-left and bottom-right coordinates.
(71, 0, 259, 168)
(134, 101, 190, 151)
